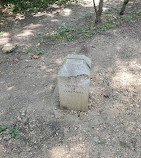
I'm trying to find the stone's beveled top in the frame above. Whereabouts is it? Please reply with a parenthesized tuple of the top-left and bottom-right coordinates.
(58, 54, 91, 77)
(65, 54, 91, 68)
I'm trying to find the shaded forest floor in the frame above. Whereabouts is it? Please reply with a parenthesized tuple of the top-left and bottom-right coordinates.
(0, 0, 141, 157)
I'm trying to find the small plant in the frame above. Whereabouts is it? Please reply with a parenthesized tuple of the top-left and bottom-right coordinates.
(97, 24, 107, 32)
(81, 25, 89, 34)
(0, 125, 20, 138)
(48, 23, 77, 41)
(40, 38, 45, 44)
(25, 48, 30, 53)
(58, 23, 70, 35)
(4, 55, 10, 62)
(9, 126, 21, 138)
(105, 23, 115, 29)
(89, 29, 95, 35)
(136, 9, 141, 15)
(12, 45, 18, 53)
(36, 48, 45, 55)
(124, 16, 132, 22)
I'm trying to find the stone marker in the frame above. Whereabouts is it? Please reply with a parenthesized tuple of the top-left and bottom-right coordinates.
(58, 54, 91, 111)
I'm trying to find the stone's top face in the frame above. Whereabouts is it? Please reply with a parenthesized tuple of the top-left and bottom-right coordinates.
(65, 54, 91, 68)
(58, 54, 91, 77)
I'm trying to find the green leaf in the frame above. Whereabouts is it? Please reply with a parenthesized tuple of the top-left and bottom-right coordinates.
(98, 142, 106, 145)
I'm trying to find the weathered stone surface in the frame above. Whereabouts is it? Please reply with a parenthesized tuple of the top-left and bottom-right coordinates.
(2, 43, 15, 53)
(58, 54, 91, 111)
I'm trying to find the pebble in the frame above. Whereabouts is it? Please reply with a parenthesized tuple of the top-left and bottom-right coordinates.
(51, 114, 55, 118)
(103, 89, 111, 98)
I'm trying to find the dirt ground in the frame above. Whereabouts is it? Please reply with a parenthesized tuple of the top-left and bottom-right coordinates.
(0, 0, 141, 158)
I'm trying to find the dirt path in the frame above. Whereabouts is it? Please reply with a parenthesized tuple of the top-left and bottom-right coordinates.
(0, 0, 141, 158)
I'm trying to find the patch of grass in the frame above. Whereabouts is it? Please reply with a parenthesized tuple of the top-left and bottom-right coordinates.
(36, 48, 45, 55)
(81, 25, 89, 34)
(48, 23, 77, 41)
(36, 5, 141, 46)
(25, 48, 30, 53)
(136, 9, 141, 15)
(124, 16, 132, 22)
(9, 126, 21, 138)
(97, 24, 107, 32)
(89, 29, 95, 36)
(0, 125, 20, 138)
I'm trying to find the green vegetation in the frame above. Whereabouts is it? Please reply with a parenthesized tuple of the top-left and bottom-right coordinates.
(9, 126, 21, 138)
(0, 126, 7, 132)
(47, 23, 77, 42)
(25, 48, 30, 54)
(36, 48, 45, 55)
(0, 0, 78, 14)
(0, 125, 21, 138)
(98, 141, 106, 145)
(41, 2, 140, 44)
(44, 12, 130, 42)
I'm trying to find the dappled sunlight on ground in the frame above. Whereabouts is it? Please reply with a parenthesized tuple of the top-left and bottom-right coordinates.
(60, 8, 72, 17)
(49, 145, 68, 158)
(106, 102, 126, 116)
(49, 143, 86, 158)
(33, 12, 49, 17)
(111, 57, 141, 89)
(129, 59, 141, 70)
(0, 37, 9, 46)
(16, 29, 34, 38)
(51, 19, 59, 22)
(0, 32, 10, 46)
(56, 58, 63, 65)
(25, 23, 43, 29)
(113, 71, 135, 87)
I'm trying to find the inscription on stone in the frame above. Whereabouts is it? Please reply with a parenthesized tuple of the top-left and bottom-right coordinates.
(64, 84, 84, 94)
(57, 54, 91, 111)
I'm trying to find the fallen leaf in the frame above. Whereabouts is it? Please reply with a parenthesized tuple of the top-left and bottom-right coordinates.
(31, 55, 39, 59)
(13, 59, 18, 63)
(0, 23, 3, 25)
(5, 22, 8, 24)
(30, 23, 34, 25)
(13, 59, 17, 63)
